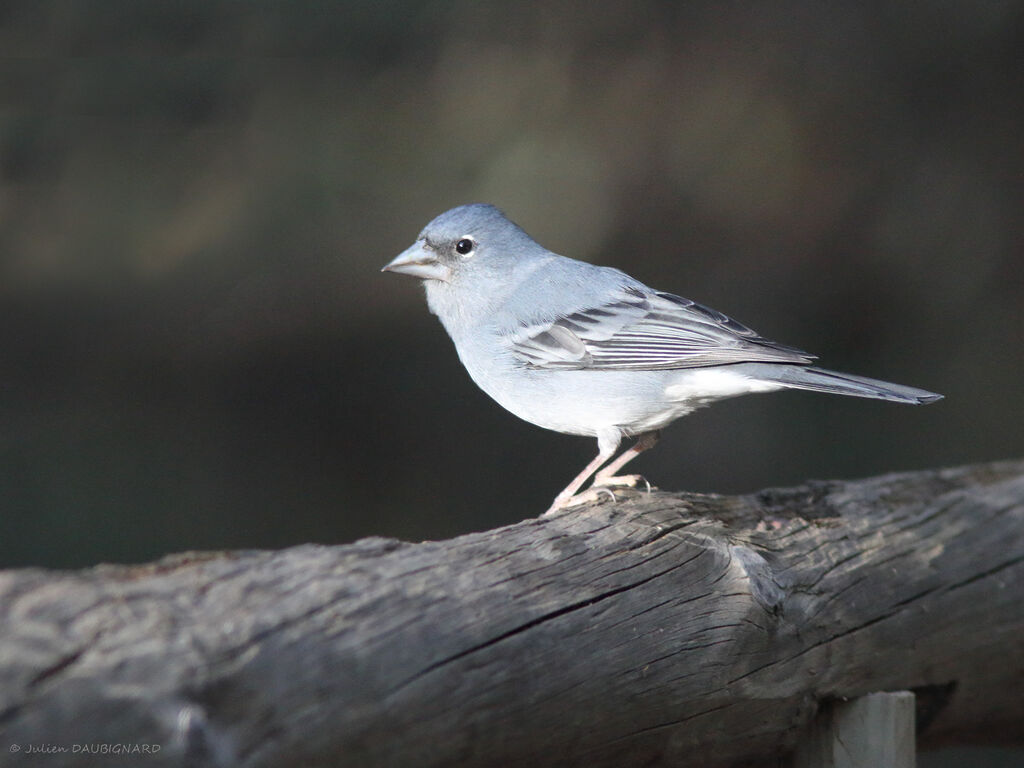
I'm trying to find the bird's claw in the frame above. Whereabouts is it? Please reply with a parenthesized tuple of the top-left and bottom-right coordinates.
(591, 474, 652, 494)
(542, 476, 657, 517)
(542, 486, 618, 516)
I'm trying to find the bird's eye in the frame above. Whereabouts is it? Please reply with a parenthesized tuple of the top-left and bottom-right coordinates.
(455, 238, 475, 255)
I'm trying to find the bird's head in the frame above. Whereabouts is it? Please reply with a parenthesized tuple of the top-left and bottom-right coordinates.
(383, 204, 543, 289)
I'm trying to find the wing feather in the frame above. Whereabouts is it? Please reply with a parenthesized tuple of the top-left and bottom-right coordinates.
(508, 287, 814, 371)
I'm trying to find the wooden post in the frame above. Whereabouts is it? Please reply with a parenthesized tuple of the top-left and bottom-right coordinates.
(792, 692, 916, 768)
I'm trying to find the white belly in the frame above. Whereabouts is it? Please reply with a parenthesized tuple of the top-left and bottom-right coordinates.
(467, 360, 783, 439)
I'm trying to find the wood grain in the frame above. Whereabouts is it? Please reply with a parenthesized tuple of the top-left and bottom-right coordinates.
(1, 460, 1022, 767)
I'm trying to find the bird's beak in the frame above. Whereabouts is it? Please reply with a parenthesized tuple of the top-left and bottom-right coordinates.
(382, 241, 452, 283)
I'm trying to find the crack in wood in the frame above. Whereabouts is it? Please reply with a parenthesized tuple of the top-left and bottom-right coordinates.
(945, 553, 1024, 592)
(387, 555, 707, 696)
(28, 649, 84, 687)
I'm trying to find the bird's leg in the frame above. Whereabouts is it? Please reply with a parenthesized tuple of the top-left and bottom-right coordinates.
(591, 431, 660, 490)
(542, 432, 621, 516)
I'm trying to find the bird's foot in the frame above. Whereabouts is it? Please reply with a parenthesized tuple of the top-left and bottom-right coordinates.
(541, 486, 618, 517)
(591, 474, 652, 493)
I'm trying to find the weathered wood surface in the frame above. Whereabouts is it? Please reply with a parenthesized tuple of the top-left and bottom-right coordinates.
(1, 460, 1023, 768)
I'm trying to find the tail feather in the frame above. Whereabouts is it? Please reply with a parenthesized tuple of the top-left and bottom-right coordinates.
(755, 365, 943, 405)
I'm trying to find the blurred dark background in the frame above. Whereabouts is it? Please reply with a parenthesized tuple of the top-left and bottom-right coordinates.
(1, 1, 1022, 572)
(2, 4, 1023, 764)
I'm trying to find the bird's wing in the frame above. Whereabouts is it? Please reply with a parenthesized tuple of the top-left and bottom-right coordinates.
(508, 286, 815, 370)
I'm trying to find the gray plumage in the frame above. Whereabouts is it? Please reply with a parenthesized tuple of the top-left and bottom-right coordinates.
(383, 203, 942, 514)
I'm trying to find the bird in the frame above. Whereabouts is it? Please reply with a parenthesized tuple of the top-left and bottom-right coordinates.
(382, 204, 942, 515)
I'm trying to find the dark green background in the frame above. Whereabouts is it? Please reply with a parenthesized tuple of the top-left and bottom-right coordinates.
(1, 2, 1022, 569)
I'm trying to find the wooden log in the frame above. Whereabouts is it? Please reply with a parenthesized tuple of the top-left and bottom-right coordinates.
(1, 460, 1023, 767)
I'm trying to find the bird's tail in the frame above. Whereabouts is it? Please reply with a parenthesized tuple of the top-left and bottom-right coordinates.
(754, 365, 943, 405)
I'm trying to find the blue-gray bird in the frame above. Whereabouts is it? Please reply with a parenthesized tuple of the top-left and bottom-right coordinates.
(383, 204, 942, 515)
